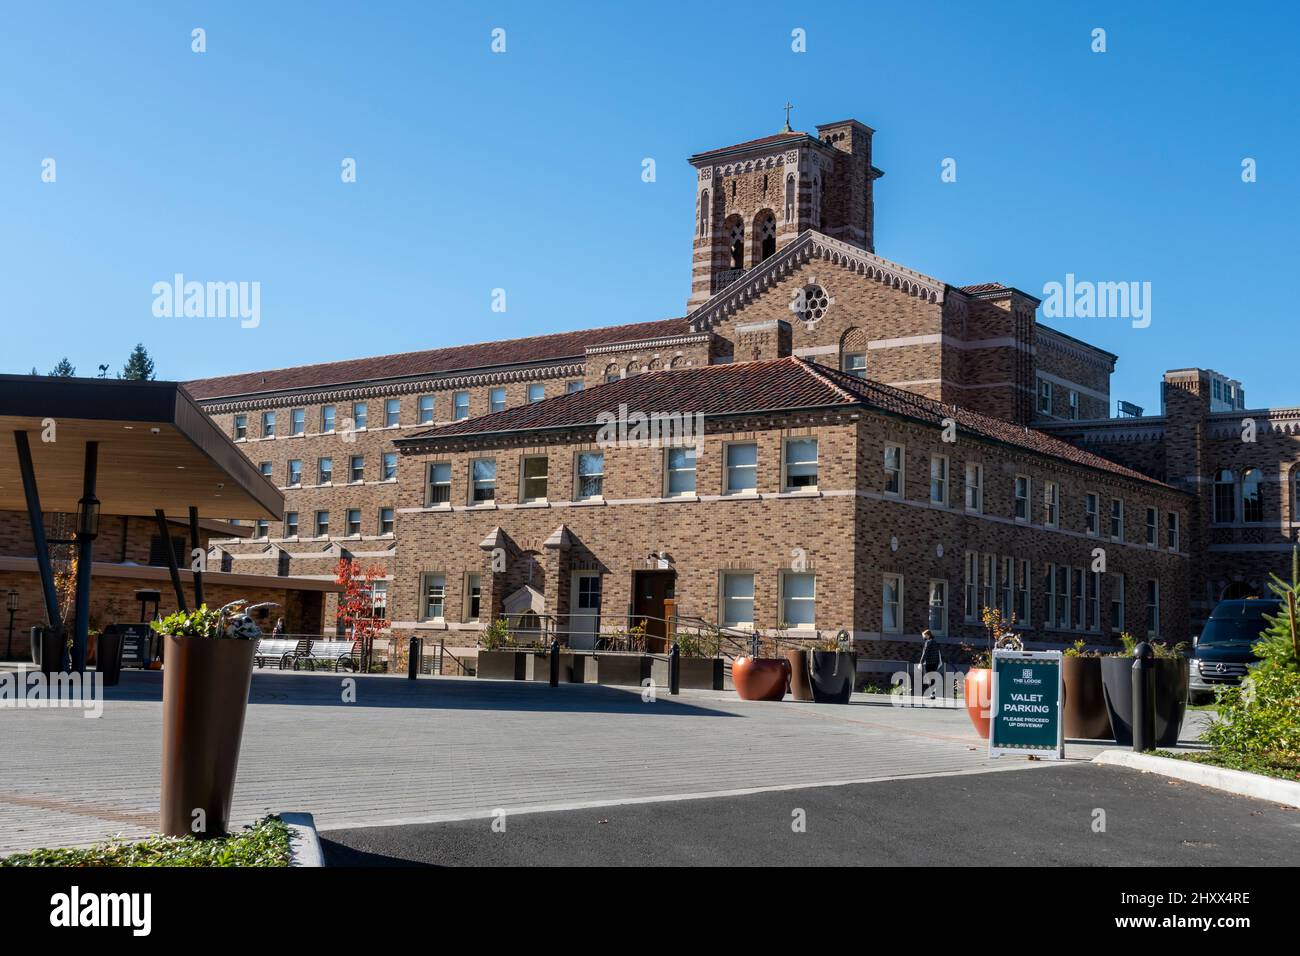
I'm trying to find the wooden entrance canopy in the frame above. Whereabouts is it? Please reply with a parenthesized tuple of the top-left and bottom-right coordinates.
(0, 375, 283, 671)
(0, 375, 280, 520)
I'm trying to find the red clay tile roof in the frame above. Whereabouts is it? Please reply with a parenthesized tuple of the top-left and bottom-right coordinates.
(185, 318, 689, 400)
(690, 131, 809, 160)
(400, 356, 1174, 491)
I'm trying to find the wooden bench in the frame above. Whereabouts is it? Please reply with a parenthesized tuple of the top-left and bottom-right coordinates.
(254, 638, 307, 669)
(295, 640, 357, 672)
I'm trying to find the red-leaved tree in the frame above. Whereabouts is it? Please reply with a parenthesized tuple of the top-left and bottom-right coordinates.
(334, 558, 390, 670)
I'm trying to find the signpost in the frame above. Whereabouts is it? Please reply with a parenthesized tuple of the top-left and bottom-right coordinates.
(989, 649, 1064, 759)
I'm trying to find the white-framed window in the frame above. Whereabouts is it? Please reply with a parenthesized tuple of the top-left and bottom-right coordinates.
(262, 410, 276, 437)
(321, 405, 336, 433)
(318, 457, 333, 485)
(290, 408, 305, 435)
(927, 579, 948, 636)
(665, 445, 697, 496)
(576, 451, 604, 500)
(1111, 573, 1126, 633)
(1167, 511, 1180, 551)
(287, 459, 302, 486)
(882, 573, 903, 634)
(724, 442, 757, 494)
(981, 553, 996, 612)
(466, 574, 482, 621)
(255, 519, 269, 538)
(527, 383, 545, 404)
(930, 455, 948, 506)
(1146, 506, 1158, 547)
(346, 509, 362, 537)
(842, 353, 867, 378)
(259, 461, 273, 478)
(1044, 563, 1057, 628)
(883, 443, 904, 497)
(422, 573, 446, 621)
(284, 512, 298, 537)
(382, 452, 398, 480)
(427, 462, 451, 505)
(378, 507, 394, 535)
(782, 572, 817, 629)
(417, 395, 435, 424)
(1146, 579, 1160, 638)
(352, 402, 368, 429)
(233, 414, 247, 440)
(1044, 480, 1059, 528)
(1110, 498, 1124, 540)
(1085, 492, 1099, 536)
(454, 391, 470, 420)
(965, 462, 983, 513)
(1213, 469, 1236, 524)
(782, 438, 819, 492)
(315, 510, 329, 538)
(1014, 475, 1030, 522)
(1088, 570, 1101, 632)
(1015, 559, 1031, 627)
(721, 572, 755, 629)
(1057, 565, 1071, 629)
(489, 387, 506, 413)
(521, 455, 548, 503)
(471, 458, 497, 503)
(1068, 390, 1079, 420)
(964, 551, 979, 622)
(384, 398, 400, 427)
(349, 455, 365, 483)
(1242, 468, 1264, 523)
(1037, 378, 1052, 415)
(565, 380, 584, 394)
(1071, 567, 1084, 631)
(369, 580, 388, 620)
(1000, 556, 1014, 620)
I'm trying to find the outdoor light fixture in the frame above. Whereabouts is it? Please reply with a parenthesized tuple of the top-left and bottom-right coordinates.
(6, 590, 18, 613)
(76, 494, 100, 539)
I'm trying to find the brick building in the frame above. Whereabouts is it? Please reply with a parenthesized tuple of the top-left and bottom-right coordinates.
(183, 115, 1297, 667)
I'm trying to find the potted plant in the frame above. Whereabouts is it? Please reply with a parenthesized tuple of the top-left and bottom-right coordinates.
(655, 627, 724, 689)
(800, 632, 856, 704)
(1062, 640, 1110, 739)
(962, 608, 1022, 738)
(733, 629, 790, 702)
(476, 618, 525, 680)
(152, 600, 263, 838)
(1100, 632, 1190, 748)
(593, 622, 656, 686)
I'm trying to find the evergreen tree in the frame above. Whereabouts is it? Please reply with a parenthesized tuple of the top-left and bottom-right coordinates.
(121, 343, 156, 381)
(48, 358, 75, 377)
(1259, 546, 1300, 671)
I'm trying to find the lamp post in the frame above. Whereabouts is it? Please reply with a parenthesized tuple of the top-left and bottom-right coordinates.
(4, 590, 17, 660)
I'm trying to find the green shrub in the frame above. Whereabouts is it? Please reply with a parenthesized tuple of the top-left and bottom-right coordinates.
(1203, 665, 1300, 762)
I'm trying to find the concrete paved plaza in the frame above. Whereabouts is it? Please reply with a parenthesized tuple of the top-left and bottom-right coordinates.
(0, 668, 1213, 855)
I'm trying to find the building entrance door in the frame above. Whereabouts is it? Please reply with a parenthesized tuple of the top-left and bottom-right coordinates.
(633, 570, 676, 652)
(569, 572, 602, 650)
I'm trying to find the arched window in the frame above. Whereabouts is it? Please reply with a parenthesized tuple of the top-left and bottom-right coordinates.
(754, 210, 776, 262)
(1213, 470, 1236, 523)
(784, 174, 795, 221)
(811, 176, 821, 228)
(698, 189, 709, 237)
(1242, 468, 1263, 523)
(604, 363, 620, 384)
(725, 216, 745, 270)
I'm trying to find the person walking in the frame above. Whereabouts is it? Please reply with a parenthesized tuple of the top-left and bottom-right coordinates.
(915, 627, 945, 698)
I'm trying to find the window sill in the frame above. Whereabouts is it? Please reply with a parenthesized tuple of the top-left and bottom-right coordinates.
(660, 494, 700, 503)
(572, 498, 606, 507)
(721, 491, 759, 500)
(776, 489, 822, 499)
(518, 500, 550, 508)
(467, 503, 499, 511)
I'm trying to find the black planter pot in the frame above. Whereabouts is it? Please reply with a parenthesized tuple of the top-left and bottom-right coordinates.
(808, 651, 856, 704)
(97, 630, 124, 686)
(33, 626, 68, 675)
(1100, 656, 1189, 747)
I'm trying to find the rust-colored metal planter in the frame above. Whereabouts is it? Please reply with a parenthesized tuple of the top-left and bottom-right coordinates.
(1062, 656, 1111, 740)
(785, 650, 814, 701)
(732, 656, 790, 701)
(160, 636, 257, 838)
(963, 667, 992, 739)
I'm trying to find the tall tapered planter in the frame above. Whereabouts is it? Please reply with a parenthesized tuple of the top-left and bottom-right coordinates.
(1100, 656, 1189, 748)
(160, 635, 257, 838)
(1062, 657, 1110, 739)
(808, 651, 856, 704)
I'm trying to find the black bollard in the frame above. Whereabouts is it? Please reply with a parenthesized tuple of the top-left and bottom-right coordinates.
(549, 637, 560, 687)
(407, 636, 421, 680)
(1131, 641, 1155, 751)
(669, 641, 680, 696)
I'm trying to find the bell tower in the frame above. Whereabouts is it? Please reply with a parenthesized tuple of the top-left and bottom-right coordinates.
(685, 113, 883, 312)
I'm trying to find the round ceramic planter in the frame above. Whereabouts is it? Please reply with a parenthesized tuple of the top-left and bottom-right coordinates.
(733, 656, 790, 701)
(963, 667, 992, 738)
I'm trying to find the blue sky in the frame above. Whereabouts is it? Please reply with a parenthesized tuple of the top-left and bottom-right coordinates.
(1, 1, 1296, 411)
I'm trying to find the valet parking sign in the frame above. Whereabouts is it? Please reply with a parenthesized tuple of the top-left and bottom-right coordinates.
(989, 650, 1064, 759)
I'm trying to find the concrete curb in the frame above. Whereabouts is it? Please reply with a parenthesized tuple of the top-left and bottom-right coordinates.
(281, 812, 324, 867)
(1093, 750, 1300, 808)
